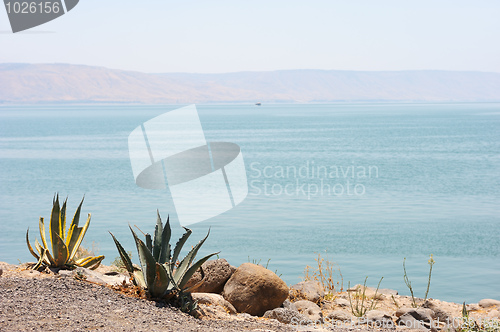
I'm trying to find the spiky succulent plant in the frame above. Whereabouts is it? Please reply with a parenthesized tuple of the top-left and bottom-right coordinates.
(26, 194, 104, 270)
(110, 211, 218, 299)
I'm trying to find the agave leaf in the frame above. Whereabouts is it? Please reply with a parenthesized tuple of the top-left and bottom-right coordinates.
(171, 227, 192, 265)
(67, 213, 91, 262)
(38, 238, 55, 266)
(152, 210, 163, 261)
(33, 247, 49, 270)
(59, 197, 68, 240)
(26, 228, 40, 261)
(33, 239, 52, 266)
(34, 238, 43, 255)
(130, 225, 156, 290)
(52, 233, 69, 267)
(66, 196, 84, 247)
(158, 215, 171, 264)
(133, 270, 147, 289)
(49, 194, 61, 257)
(109, 231, 135, 274)
(67, 226, 82, 260)
(38, 217, 49, 250)
(174, 229, 211, 284)
(145, 233, 152, 253)
(75, 255, 104, 270)
(164, 262, 179, 292)
(152, 262, 170, 298)
(178, 252, 219, 289)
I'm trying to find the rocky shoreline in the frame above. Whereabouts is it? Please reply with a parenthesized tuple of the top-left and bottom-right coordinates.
(1, 260, 499, 332)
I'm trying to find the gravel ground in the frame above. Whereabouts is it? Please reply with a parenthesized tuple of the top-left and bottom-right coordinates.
(0, 266, 404, 332)
(0, 276, 296, 332)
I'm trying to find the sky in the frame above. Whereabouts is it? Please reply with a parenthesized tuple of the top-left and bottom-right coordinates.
(0, 0, 499, 74)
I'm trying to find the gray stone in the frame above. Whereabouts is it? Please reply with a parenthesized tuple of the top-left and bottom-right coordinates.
(73, 267, 106, 284)
(422, 300, 453, 322)
(395, 307, 434, 322)
(191, 293, 237, 314)
(479, 299, 500, 308)
(294, 300, 323, 322)
(326, 309, 351, 322)
(222, 263, 288, 316)
(364, 310, 394, 326)
(290, 281, 325, 302)
(185, 259, 236, 294)
(397, 313, 429, 329)
(282, 299, 298, 311)
(334, 298, 351, 308)
(263, 308, 308, 324)
(61, 267, 128, 286)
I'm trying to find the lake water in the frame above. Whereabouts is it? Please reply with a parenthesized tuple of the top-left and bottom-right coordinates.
(0, 103, 499, 304)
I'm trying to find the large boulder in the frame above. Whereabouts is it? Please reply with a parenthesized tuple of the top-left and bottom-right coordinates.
(222, 263, 288, 316)
(185, 259, 236, 294)
(289, 281, 325, 302)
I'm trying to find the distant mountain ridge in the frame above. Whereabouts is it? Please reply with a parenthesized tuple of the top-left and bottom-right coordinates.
(1, 63, 500, 104)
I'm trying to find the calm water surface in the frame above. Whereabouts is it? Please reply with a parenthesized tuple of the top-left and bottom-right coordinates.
(0, 103, 499, 303)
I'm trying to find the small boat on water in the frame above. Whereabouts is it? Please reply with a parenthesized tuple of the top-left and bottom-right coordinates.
(255, 102, 262, 106)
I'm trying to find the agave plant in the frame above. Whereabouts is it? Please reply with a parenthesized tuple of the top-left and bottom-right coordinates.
(110, 211, 219, 299)
(26, 194, 104, 270)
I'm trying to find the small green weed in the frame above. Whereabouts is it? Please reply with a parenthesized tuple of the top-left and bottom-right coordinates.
(347, 276, 383, 317)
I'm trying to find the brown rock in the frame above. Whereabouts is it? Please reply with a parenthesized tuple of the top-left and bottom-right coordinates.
(222, 263, 288, 316)
(191, 292, 237, 314)
(185, 259, 235, 294)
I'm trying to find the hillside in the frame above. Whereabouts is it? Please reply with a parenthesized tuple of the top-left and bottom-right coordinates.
(1, 63, 500, 103)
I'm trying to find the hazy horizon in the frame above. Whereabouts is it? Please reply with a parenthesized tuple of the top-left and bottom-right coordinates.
(3, 62, 500, 75)
(2, 63, 500, 104)
(1, 1, 499, 74)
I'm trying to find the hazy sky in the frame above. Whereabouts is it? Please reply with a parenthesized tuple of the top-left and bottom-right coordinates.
(1, 0, 499, 73)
